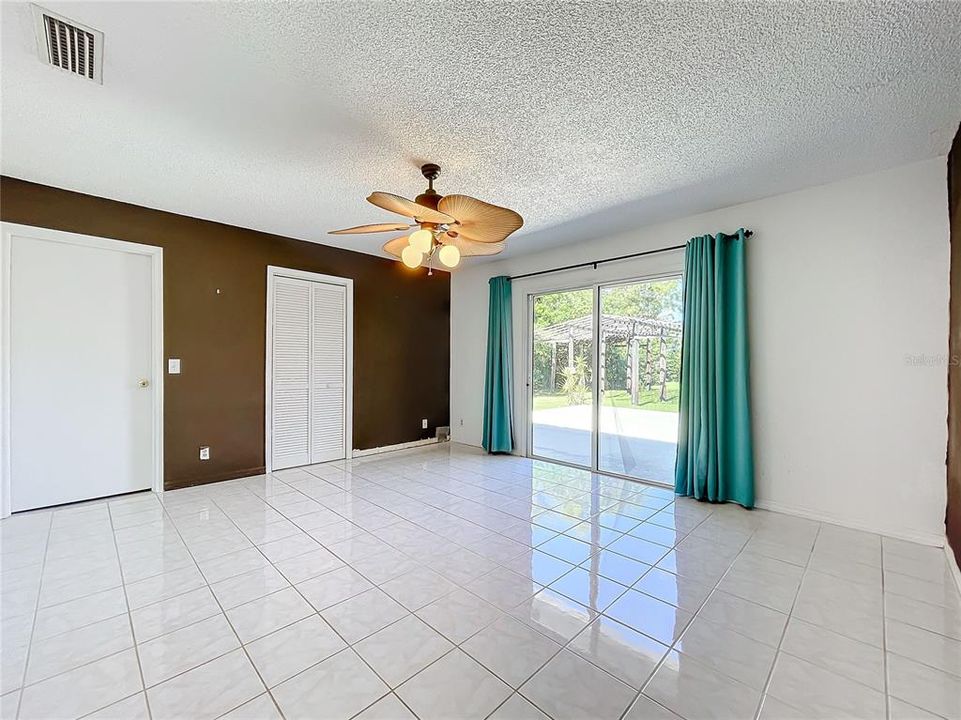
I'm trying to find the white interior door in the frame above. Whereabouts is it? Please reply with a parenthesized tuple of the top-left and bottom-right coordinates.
(269, 274, 347, 470)
(270, 277, 311, 469)
(309, 282, 346, 464)
(8, 232, 155, 511)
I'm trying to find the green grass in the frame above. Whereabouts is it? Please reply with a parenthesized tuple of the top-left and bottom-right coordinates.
(532, 394, 583, 411)
(605, 387, 679, 412)
(533, 383, 679, 413)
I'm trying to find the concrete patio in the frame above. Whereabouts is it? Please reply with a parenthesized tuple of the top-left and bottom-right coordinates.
(531, 405, 679, 485)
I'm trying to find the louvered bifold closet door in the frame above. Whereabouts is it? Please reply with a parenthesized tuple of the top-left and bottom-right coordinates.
(270, 277, 312, 470)
(309, 283, 347, 463)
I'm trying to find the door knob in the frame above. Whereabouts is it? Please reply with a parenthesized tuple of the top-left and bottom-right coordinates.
(138, 378, 150, 388)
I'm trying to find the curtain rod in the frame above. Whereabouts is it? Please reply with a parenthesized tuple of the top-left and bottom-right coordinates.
(508, 229, 753, 281)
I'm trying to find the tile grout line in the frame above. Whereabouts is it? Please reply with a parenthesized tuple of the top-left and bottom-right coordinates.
(193, 486, 306, 718)
(12, 513, 52, 720)
(5, 511, 179, 703)
(306, 452, 657, 565)
(765, 547, 961, 689)
(618, 509, 758, 720)
(402, 462, 740, 712)
(174, 488, 290, 720)
(214, 462, 665, 720)
(8, 447, 953, 720)
(105, 499, 154, 720)
(453, 505, 719, 720)
(5, 502, 770, 719)
(20, 513, 196, 623)
(203, 486, 417, 720)
(10, 568, 373, 700)
(881, 538, 891, 720)
(341, 456, 714, 720)
(751, 522, 823, 720)
(6, 453, 583, 717)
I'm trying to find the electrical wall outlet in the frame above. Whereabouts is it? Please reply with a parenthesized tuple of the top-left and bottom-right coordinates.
(421, 418, 428, 429)
(199, 446, 210, 461)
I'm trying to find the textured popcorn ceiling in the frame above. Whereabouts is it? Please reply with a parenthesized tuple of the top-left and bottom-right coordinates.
(2, 1, 960, 260)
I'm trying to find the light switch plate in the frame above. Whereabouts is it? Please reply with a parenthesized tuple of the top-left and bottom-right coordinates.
(168, 358, 181, 374)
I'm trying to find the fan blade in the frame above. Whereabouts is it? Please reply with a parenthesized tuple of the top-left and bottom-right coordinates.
(437, 194, 523, 243)
(367, 192, 454, 224)
(329, 223, 411, 235)
(381, 235, 411, 259)
(440, 233, 505, 257)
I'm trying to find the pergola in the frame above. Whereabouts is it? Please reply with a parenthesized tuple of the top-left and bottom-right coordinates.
(534, 314, 682, 403)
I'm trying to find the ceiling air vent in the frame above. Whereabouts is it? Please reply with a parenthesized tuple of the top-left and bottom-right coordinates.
(31, 4, 103, 84)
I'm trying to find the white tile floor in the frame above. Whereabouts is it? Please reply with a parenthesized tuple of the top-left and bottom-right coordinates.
(2, 443, 960, 720)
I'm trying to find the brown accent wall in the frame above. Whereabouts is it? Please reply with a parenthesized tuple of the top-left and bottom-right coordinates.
(948, 128, 961, 570)
(0, 177, 450, 490)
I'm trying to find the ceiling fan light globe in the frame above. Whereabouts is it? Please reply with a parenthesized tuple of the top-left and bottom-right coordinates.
(409, 229, 433, 253)
(438, 244, 461, 268)
(401, 245, 423, 269)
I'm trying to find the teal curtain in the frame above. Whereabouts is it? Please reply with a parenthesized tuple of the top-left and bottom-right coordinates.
(482, 276, 514, 453)
(675, 229, 755, 508)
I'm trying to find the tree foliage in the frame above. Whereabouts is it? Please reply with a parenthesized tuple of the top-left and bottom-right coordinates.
(560, 356, 590, 405)
(531, 279, 683, 397)
(532, 280, 682, 328)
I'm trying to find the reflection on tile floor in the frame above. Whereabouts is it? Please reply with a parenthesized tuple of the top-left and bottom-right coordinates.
(2, 443, 960, 719)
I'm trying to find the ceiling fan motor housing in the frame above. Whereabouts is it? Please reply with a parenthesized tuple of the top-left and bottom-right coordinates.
(416, 164, 444, 232)
(328, 161, 523, 265)
(414, 189, 442, 213)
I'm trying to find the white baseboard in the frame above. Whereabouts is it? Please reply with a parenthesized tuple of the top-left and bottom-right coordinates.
(351, 437, 442, 458)
(450, 440, 484, 450)
(754, 499, 945, 548)
(946, 539, 961, 596)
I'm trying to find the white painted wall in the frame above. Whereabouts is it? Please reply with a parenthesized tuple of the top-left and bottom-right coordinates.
(451, 158, 951, 545)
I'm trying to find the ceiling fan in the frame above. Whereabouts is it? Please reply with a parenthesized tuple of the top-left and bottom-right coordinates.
(329, 164, 523, 272)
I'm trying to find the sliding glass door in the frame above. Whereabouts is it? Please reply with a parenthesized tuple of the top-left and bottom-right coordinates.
(598, 278, 683, 483)
(529, 276, 683, 485)
(530, 288, 594, 467)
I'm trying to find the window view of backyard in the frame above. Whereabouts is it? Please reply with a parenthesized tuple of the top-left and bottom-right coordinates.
(531, 288, 594, 468)
(531, 277, 683, 484)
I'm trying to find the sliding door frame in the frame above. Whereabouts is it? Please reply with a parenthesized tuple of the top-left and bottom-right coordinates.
(525, 270, 683, 488)
(526, 282, 597, 473)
